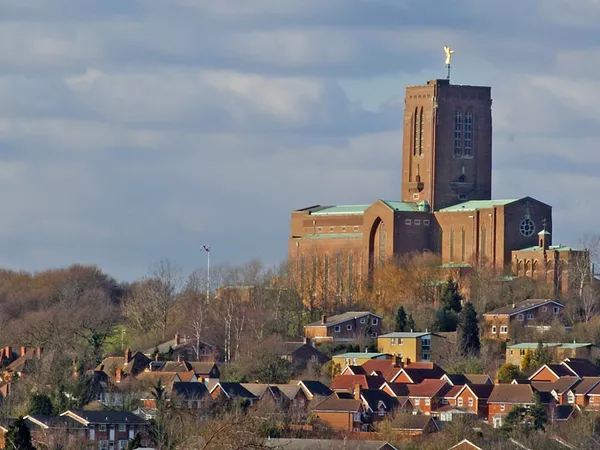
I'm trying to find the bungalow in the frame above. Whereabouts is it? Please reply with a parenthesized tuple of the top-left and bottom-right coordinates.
(483, 299, 565, 341)
(305, 312, 383, 342)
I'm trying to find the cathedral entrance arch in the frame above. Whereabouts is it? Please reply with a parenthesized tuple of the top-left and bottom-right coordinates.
(368, 217, 387, 285)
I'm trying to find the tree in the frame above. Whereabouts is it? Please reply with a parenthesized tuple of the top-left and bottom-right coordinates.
(457, 302, 480, 356)
(253, 354, 292, 384)
(521, 349, 534, 372)
(127, 434, 143, 450)
(533, 341, 553, 367)
(529, 393, 548, 431)
(440, 277, 463, 313)
(5, 416, 35, 450)
(497, 363, 524, 383)
(434, 307, 458, 332)
(28, 393, 53, 416)
(395, 306, 407, 332)
(406, 313, 416, 332)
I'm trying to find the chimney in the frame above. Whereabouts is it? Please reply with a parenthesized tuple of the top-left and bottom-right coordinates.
(392, 354, 399, 367)
(354, 383, 361, 401)
(174, 332, 181, 346)
(364, 347, 369, 353)
(155, 353, 160, 361)
(177, 355, 182, 362)
(405, 357, 411, 366)
(20, 347, 26, 357)
(321, 314, 327, 324)
(124, 348, 132, 364)
(36, 347, 42, 359)
(4, 346, 11, 360)
(116, 368, 122, 383)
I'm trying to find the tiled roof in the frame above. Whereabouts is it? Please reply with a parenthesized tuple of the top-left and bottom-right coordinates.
(135, 372, 178, 386)
(396, 363, 446, 383)
(342, 366, 367, 376)
(297, 380, 332, 399)
(571, 377, 600, 395)
(361, 389, 396, 412)
(465, 384, 495, 399)
(312, 392, 362, 413)
(330, 375, 385, 391)
(407, 379, 449, 398)
(362, 360, 398, 377)
(488, 384, 536, 404)
(62, 411, 147, 425)
(271, 384, 303, 400)
(24, 415, 85, 429)
(443, 374, 492, 386)
(484, 299, 563, 316)
(241, 383, 270, 397)
(381, 382, 410, 397)
(306, 311, 382, 328)
(214, 382, 257, 399)
(444, 385, 463, 398)
(563, 358, 600, 377)
(171, 382, 208, 400)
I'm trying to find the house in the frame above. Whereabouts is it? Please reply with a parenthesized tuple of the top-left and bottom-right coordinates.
(3, 347, 43, 380)
(406, 379, 451, 415)
(389, 414, 439, 437)
(23, 415, 87, 449)
(506, 342, 600, 366)
(265, 438, 398, 450)
(242, 383, 310, 412)
(280, 339, 330, 370)
(148, 360, 219, 381)
(144, 332, 218, 362)
(209, 382, 258, 403)
(389, 361, 446, 383)
(330, 374, 385, 392)
(487, 384, 551, 428)
(529, 358, 600, 382)
(448, 439, 484, 450)
(296, 380, 333, 401)
(95, 349, 152, 380)
(483, 299, 565, 341)
(304, 312, 383, 342)
(60, 410, 149, 449)
(332, 352, 391, 368)
(444, 384, 494, 420)
(562, 377, 600, 408)
(441, 374, 493, 386)
(377, 332, 449, 363)
(171, 382, 209, 409)
(311, 391, 366, 432)
(359, 388, 397, 420)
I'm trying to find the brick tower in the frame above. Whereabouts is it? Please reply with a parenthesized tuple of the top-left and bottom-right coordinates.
(401, 79, 493, 211)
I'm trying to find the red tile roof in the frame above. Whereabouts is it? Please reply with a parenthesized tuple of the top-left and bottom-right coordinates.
(407, 379, 449, 398)
(330, 375, 385, 391)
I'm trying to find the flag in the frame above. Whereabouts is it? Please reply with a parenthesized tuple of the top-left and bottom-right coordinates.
(201, 245, 211, 252)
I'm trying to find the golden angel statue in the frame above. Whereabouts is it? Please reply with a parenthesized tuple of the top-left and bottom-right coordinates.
(444, 46, 454, 65)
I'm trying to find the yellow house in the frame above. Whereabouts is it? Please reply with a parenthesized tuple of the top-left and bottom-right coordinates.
(377, 332, 448, 363)
(506, 342, 600, 366)
(331, 352, 391, 368)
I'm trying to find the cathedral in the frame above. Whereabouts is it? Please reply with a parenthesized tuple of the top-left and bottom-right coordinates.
(288, 77, 578, 299)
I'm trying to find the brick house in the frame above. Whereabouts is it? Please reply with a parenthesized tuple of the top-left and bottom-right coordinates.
(482, 299, 565, 341)
(389, 361, 446, 384)
(451, 384, 494, 420)
(304, 312, 383, 342)
(529, 358, 600, 382)
(60, 410, 148, 449)
(405, 379, 451, 415)
(487, 384, 551, 428)
(312, 391, 366, 432)
(144, 332, 219, 363)
(296, 380, 332, 401)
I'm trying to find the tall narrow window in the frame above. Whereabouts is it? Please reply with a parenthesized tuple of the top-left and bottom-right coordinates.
(336, 252, 342, 306)
(348, 252, 354, 301)
(377, 221, 387, 268)
(449, 228, 455, 261)
(311, 254, 317, 299)
(454, 110, 462, 157)
(464, 111, 473, 157)
(323, 254, 329, 309)
(419, 108, 424, 155)
(481, 227, 487, 263)
(413, 108, 419, 157)
(461, 226, 466, 262)
(300, 254, 305, 298)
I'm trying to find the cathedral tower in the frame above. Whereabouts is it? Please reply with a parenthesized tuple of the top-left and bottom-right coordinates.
(401, 79, 492, 211)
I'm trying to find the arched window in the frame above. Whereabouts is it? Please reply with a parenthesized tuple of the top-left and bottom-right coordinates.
(454, 110, 462, 157)
(419, 107, 424, 155)
(413, 108, 419, 156)
(464, 111, 473, 157)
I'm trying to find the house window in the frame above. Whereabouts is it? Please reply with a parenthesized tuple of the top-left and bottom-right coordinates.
(553, 307, 560, 314)
(424, 219, 430, 226)
(509, 350, 513, 356)
(329, 226, 335, 232)
(353, 226, 359, 232)
(391, 338, 396, 345)
(118, 424, 126, 432)
(500, 404, 505, 411)
(334, 326, 341, 333)
(567, 392, 575, 404)
(372, 318, 378, 325)
(118, 441, 128, 450)
(360, 318, 366, 324)
(421, 337, 431, 350)
(468, 398, 474, 407)
(414, 219, 421, 226)
(415, 398, 421, 406)
(500, 326, 508, 334)
(345, 358, 350, 365)
(454, 110, 462, 156)
(422, 353, 430, 361)
(542, 306, 547, 312)
(405, 219, 412, 225)
(99, 424, 107, 432)
(371, 332, 378, 338)
(353, 358, 358, 365)
(425, 398, 430, 406)
(346, 325, 353, 331)
(492, 326, 497, 334)
(458, 398, 463, 407)
(464, 111, 473, 157)
(341, 226, 346, 232)
(100, 441, 109, 450)
(526, 313, 534, 320)
(399, 338, 404, 345)
(517, 314, 524, 321)
(317, 227, 322, 233)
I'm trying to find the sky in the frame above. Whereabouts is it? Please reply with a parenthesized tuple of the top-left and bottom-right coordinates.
(1, 0, 600, 281)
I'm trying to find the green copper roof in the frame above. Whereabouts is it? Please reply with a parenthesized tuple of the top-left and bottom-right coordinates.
(517, 245, 578, 252)
(508, 342, 592, 349)
(302, 233, 363, 240)
(380, 200, 420, 212)
(332, 352, 389, 359)
(439, 199, 518, 212)
(310, 205, 369, 216)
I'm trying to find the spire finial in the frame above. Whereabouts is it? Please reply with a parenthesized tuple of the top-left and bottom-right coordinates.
(444, 46, 454, 80)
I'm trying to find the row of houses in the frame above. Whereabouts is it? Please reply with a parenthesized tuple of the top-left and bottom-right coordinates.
(312, 356, 600, 433)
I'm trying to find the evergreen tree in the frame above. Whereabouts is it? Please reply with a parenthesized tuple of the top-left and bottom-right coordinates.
(5, 417, 35, 450)
(529, 393, 547, 431)
(440, 277, 463, 313)
(533, 341, 553, 367)
(395, 306, 407, 332)
(28, 393, 53, 416)
(127, 434, 142, 450)
(406, 314, 416, 332)
(434, 307, 458, 332)
(457, 302, 480, 356)
(521, 349, 534, 372)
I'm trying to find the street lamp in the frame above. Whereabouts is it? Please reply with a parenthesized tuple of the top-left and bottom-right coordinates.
(201, 245, 211, 301)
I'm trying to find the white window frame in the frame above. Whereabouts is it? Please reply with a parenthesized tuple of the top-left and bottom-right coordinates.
(118, 441, 128, 450)
(360, 318, 366, 324)
(353, 226, 359, 232)
(346, 324, 353, 331)
(329, 226, 335, 232)
(509, 349, 513, 356)
(526, 313, 534, 320)
(317, 227, 322, 233)
(553, 306, 560, 314)
(390, 338, 396, 345)
(99, 424, 107, 432)
(457, 398, 463, 407)
(353, 358, 358, 365)
(371, 332, 378, 338)
(371, 318, 379, 325)
(341, 226, 346, 232)
(423, 219, 430, 226)
(468, 397, 474, 407)
(414, 219, 421, 226)
(567, 391, 575, 404)
(405, 219, 412, 225)
(492, 326, 497, 333)
(334, 325, 341, 333)
(516, 314, 524, 321)
(99, 441, 109, 450)
(541, 306, 547, 312)
(500, 326, 508, 334)
(424, 398, 430, 406)
(118, 424, 126, 432)
(500, 404, 505, 411)
(414, 398, 421, 406)
(399, 338, 404, 345)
